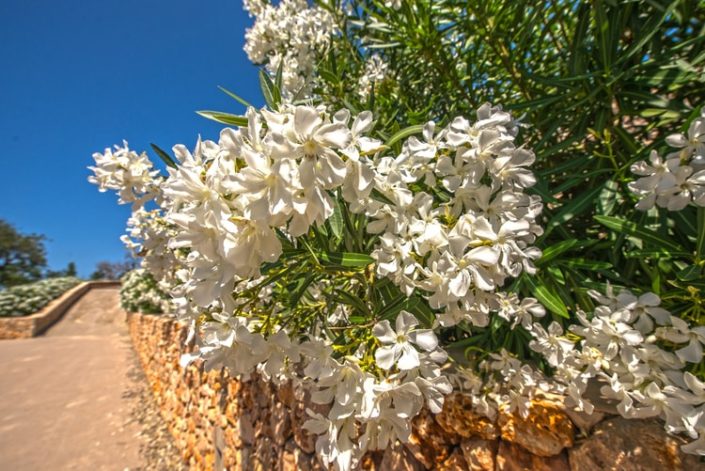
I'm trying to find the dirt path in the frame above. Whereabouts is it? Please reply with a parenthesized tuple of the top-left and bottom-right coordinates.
(0, 287, 182, 471)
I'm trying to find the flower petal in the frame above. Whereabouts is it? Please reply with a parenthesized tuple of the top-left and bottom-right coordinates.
(375, 345, 397, 370)
(397, 344, 420, 370)
(409, 329, 438, 351)
(294, 106, 322, 138)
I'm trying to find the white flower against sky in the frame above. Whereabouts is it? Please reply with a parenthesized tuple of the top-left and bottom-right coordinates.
(88, 140, 160, 207)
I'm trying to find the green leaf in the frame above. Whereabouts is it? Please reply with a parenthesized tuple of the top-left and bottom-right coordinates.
(217, 86, 253, 108)
(328, 199, 344, 239)
(378, 293, 407, 320)
(259, 69, 280, 109)
(334, 289, 371, 316)
(196, 110, 248, 127)
(624, 249, 690, 259)
(560, 258, 612, 271)
(544, 184, 604, 237)
(319, 251, 374, 268)
(676, 265, 703, 282)
(538, 239, 597, 265)
(274, 60, 284, 95)
(370, 188, 395, 206)
(150, 143, 177, 169)
(594, 215, 686, 253)
(524, 276, 569, 318)
(401, 295, 434, 328)
(697, 207, 705, 261)
(597, 179, 620, 217)
(289, 273, 317, 308)
(385, 124, 424, 147)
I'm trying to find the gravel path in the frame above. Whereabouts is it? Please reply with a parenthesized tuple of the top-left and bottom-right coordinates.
(0, 286, 183, 470)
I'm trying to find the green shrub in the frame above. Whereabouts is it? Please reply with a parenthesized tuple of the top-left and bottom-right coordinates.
(119, 269, 168, 314)
(0, 277, 81, 317)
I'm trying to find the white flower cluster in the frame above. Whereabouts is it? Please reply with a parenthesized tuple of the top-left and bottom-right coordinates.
(357, 55, 389, 101)
(90, 97, 705, 467)
(120, 268, 170, 314)
(630, 108, 705, 210)
(451, 349, 554, 421)
(0, 277, 81, 317)
(121, 208, 180, 291)
(243, 0, 337, 96)
(159, 105, 381, 313)
(182, 309, 448, 471)
(366, 104, 545, 329)
(528, 286, 705, 454)
(307, 311, 451, 468)
(88, 141, 161, 208)
(90, 103, 551, 470)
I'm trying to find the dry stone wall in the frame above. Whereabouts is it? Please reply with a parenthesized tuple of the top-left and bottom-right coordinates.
(127, 312, 704, 470)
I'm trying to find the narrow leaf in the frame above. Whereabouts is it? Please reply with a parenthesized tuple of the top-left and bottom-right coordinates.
(150, 143, 177, 169)
(196, 110, 248, 127)
(594, 215, 686, 252)
(697, 207, 705, 261)
(218, 86, 253, 108)
(328, 199, 344, 239)
(259, 69, 280, 109)
(334, 289, 371, 316)
(524, 276, 569, 318)
(385, 124, 424, 147)
(544, 184, 604, 237)
(538, 239, 597, 265)
(560, 258, 612, 271)
(319, 251, 374, 268)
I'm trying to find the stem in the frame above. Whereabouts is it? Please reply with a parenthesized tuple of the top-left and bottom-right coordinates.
(696, 207, 705, 264)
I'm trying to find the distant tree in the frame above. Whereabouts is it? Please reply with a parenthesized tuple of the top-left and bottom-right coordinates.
(45, 261, 78, 279)
(0, 219, 47, 287)
(90, 258, 138, 281)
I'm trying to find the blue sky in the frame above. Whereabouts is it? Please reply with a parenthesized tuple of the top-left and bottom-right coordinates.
(0, 0, 262, 277)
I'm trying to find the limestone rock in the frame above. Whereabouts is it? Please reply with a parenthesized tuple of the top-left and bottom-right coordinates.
(270, 401, 293, 445)
(277, 381, 296, 409)
(404, 409, 456, 468)
(568, 417, 702, 471)
(437, 448, 468, 471)
(496, 441, 569, 471)
(290, 389, 330, 454)
(564, 408, 605, 436)
(360, 451, 384, 470)
(435, 393, 499, 440)
(380, 443, 424, 471)
(460, 438, 497, 471)
(278, 445, 296, 471)
(252, 436, 276, 471)
(238, 411, 255, 445)
(498, 400, 574, 456)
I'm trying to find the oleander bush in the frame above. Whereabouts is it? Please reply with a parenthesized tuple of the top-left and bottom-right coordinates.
(0, 277, 81, 317)
(90, 1, 705, 469)
(120, 269, 169, 314)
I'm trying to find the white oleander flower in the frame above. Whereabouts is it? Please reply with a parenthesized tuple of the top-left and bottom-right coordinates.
(666, 108, 705, 162)
(88, 140, 161, 207)
(657, 316, 705, 364)
(358, 54, 389, 101)
(243, 0, 337, 96)
(630, 107, 705, 210)
(529, 321, 575, 366)
(373, 311, 439, 370)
